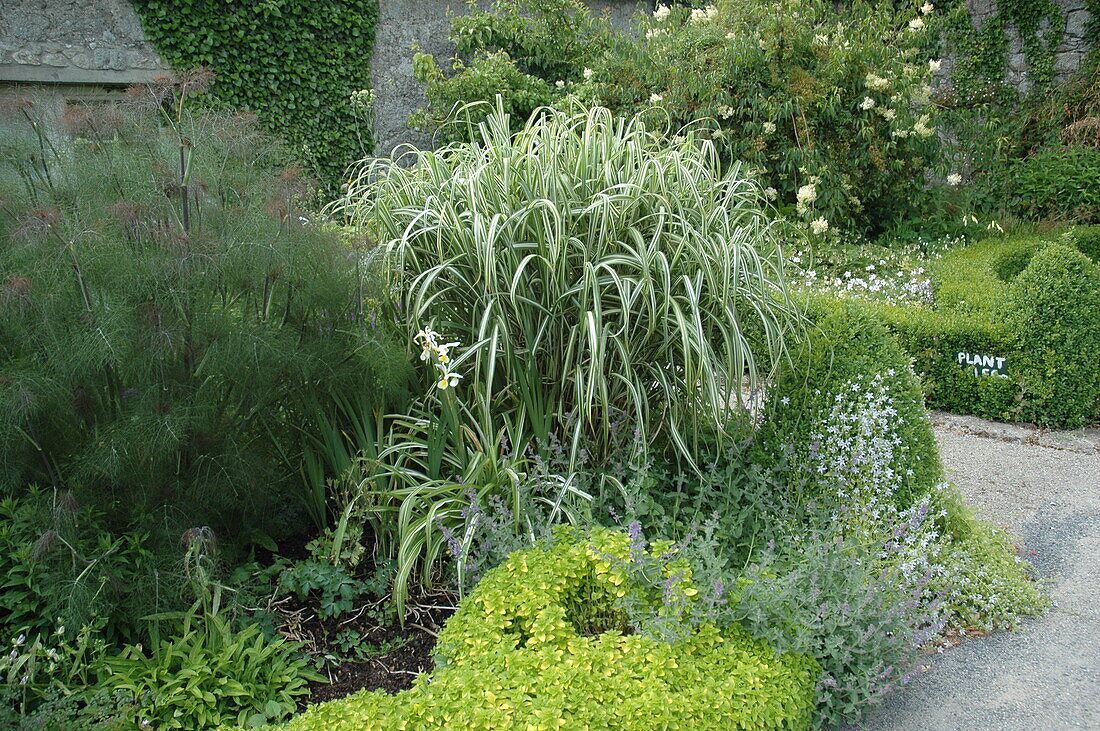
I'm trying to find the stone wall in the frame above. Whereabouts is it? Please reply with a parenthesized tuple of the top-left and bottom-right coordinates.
(0, 0, 169, 85)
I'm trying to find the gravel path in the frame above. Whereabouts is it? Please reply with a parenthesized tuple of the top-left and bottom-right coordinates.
(854, 413, 1100, 730)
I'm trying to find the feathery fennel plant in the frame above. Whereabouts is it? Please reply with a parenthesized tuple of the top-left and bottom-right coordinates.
(0, 84, 407, 547)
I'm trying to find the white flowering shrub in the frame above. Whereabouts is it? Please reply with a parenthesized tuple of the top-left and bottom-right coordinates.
(413, 0, 946, 236)
(591, 0, 944, 236)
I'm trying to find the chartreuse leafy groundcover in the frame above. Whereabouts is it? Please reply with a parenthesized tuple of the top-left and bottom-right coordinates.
(254, 527, 819, 729)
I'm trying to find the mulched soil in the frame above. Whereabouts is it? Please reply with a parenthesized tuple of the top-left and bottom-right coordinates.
(302, 597, 456, 705)
(260, 535, 457, 707)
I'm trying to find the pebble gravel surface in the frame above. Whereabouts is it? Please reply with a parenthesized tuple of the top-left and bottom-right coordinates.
(854, 413, 1100, 730)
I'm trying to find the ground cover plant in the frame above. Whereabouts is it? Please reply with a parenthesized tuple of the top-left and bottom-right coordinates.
(256, 528, 820, 730)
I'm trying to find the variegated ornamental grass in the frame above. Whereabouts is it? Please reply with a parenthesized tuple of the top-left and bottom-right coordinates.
(332, 103, 804, 614)
(338, 103, 801, 467)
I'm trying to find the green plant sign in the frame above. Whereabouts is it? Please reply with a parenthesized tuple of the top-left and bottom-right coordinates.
(131, 0, 378, 195)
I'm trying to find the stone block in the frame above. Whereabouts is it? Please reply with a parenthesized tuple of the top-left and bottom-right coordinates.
(1065, 9, 1090, 38)
(10, 49, 41, 65)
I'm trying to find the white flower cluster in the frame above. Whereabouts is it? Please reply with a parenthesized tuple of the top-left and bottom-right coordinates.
(689, 5, 719, 23)
(912, 114, 935, 137)
(795, 179, 819, 215)
(416, 328, 463, 390)
(790, 235, 964, 306)
(793, 370, 1037, 630)
(865, 73, 891, 91)
(349, 88, 375, 115)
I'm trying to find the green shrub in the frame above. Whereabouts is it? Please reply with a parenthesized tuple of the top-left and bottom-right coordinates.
(842, 233, 1100, 426)
(1005, 146, 1100, 223)
(761, 301, 942, 508)
(865, 299, 1019, 422)
(1005, 242, 1100, 427)
(260, 527, 819, 730)
(992, 245, 1038, 282)
(0, 93, 407, 545)
(991, 227, 1099, 281)
(1067, 224, 1100, 262)
(871, 237, 1021, 420)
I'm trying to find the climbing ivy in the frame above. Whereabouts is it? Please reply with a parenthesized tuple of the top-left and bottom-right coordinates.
(945, 0, 1065, 95)
(1087, 0, 1100, 47)
(131, 0, 378, 196)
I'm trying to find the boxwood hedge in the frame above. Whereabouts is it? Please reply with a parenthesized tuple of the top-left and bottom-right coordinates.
(826, 232, 1100, 428)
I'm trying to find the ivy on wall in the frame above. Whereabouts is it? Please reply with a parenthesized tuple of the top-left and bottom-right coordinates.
(131, 0, 378, 195)
(945, 0, 1066, 96)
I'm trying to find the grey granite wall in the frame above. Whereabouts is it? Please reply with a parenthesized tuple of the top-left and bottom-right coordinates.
(0, 0, 169, 85)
